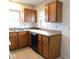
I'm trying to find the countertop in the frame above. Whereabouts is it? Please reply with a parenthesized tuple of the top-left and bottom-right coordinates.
(29, 29, 61, 36)
(9, 28, 61, 36)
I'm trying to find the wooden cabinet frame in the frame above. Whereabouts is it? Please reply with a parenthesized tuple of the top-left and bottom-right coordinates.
(45, 1, 62, 22)
(9, 32, 30, 50)
(24, 8, 37, 22)
(9, 32, 61, 59)
(38, 34, 61, 59)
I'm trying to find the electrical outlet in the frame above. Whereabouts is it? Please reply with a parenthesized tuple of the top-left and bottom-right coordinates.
(56, 25, 58, 28)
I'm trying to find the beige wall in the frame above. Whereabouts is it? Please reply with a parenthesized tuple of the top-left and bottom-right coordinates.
(60, 0, 70, 59)
(9, 2, 35, 10)
(9, 2, 36, 28)
(36, 0, 70, 59)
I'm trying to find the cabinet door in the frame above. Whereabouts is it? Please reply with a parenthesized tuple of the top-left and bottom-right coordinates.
(18, 32, 28, 48)
(42, 43, 49, 59)
(45, 1, 62, 22)
(49, 2, 56, 22)
(38, 34, 42, 54)
(9, 32, 18, 50)
(24, 9, 29, 22)
(42, 35, 48, 45)
(31, 10, 37, 22)
(24, 8, 37, 22)
(45, 4, 49, 22)
(28, 32, 31, 47)
(29, 9, 32, 22)
(38, 41, 42, 53)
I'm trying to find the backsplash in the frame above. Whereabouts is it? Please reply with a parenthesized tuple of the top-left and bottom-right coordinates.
(36, 22, 63, 31)
(9, 22, 64, 32)
(9, 22, 37, 28)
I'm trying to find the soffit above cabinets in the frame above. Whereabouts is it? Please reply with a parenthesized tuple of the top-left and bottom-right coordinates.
(10, 0, 54, 6)
(9, 0, 55, 6)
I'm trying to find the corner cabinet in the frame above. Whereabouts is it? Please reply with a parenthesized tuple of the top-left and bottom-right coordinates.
(24, 8, 37, 22)
(9, 32, 18, 50)
(45, 1, 62, 22)
(38, 34, 61, 59)
(9, 32, 30, 51)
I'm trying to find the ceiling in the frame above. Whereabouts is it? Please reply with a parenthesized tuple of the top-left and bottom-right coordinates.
(10, 0, 51, 6)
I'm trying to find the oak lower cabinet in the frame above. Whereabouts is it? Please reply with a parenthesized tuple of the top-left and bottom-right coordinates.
(28, 32, 32, 47)
(9, 32, 18, 50)
(18, 32, 29, 48)
(42, 43, 49, 59)
(9, 31, 61, 59)
(38, 34, 61, 59)
(38, 41, 42, 54)
(9, 32, 29, 51)
(38, 34, 42, 54)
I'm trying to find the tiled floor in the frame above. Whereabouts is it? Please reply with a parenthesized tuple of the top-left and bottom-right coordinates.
(10, 47, 45, 59)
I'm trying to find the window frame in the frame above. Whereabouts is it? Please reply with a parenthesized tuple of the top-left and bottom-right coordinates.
(9, 9, 21, 27)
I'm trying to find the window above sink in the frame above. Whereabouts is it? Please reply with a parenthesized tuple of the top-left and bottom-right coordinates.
(9, 9, 21, 27)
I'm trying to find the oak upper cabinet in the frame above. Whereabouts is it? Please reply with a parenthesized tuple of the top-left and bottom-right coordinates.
(24, 9, 31, 22)
(9, 32, 18, 50)
(18, 32, 29, 48)
(45, 4, 49, 22)
(24, 8, 37, 22)
(31, 10, 37, 22)
(45, 1, 62, 22)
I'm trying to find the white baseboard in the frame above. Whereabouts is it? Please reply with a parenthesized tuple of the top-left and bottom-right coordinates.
(62, 56, 70, 59)
(56, 56, 70, 59)
(56, 56, 64, 59)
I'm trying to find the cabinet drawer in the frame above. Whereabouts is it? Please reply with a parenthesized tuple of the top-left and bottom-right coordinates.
(42, 36, 49, 44)
(42, 43, 49, 58)
(9, 32, 18, 36)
